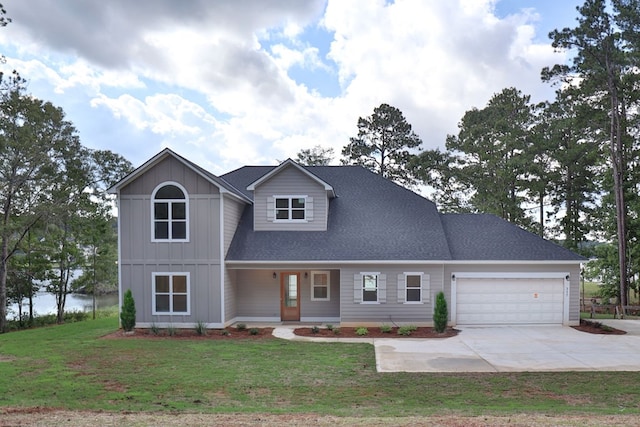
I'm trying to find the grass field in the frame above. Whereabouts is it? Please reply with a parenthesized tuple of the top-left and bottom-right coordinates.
(1, 316, 640, 417)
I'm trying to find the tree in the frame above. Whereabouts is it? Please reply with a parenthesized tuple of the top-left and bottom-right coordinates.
(342, 103, 422, 187)
(543, 0, 640, 309)
(443, 88, 538, 230)
(295, 145, 334, 166)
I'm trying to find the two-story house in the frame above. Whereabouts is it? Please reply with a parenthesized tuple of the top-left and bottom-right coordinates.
(109, 148, 585, 329)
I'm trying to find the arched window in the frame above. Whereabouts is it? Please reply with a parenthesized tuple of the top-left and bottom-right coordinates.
(151, 182, 189, 241)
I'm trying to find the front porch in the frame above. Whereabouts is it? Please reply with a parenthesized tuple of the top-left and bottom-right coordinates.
(228, 268, 340, 325)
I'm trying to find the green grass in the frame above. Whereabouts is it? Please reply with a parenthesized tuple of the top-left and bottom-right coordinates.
(1, 316, 640, 416)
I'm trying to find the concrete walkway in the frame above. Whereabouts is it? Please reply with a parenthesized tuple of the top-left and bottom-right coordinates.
(273, 321, 640, 373)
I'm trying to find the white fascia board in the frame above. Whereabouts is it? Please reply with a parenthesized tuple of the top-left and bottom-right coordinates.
(225, 259, 583, 267)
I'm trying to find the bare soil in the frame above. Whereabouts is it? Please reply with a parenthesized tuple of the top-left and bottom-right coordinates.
(0, 408, 638, 427)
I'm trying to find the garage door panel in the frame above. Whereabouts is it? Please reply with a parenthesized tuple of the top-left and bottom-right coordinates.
(456, 277, 564, 325)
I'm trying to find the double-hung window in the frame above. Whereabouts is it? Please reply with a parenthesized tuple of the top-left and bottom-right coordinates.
(363, 274, 379, 302)
(311, 271, 330, 301)
(274, 196, 306, 221)
(398, 273, 429, 304)
(152, 183, 188, 241)
(354, 272, 386, 303)
(152, 273, 190, 315)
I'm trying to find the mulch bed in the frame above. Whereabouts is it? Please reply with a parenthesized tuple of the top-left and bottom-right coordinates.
(571, 319, 626, 335)
(294, 326, 459, 338)
(102, 327, 275, 340)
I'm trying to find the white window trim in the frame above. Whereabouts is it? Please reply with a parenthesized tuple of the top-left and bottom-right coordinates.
(310, 270, 330, 301)
(151, 181, 190, 242)
(152, 272, 191, 315)
(272, 195, 308, 222)
(361, 272, 380, 304)
(403, 272, 423, 304)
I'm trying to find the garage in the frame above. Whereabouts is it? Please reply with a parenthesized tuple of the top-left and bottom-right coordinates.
(453, 273, 569, 325)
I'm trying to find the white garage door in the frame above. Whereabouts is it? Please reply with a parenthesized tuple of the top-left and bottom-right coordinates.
(456, 277, 565, 325)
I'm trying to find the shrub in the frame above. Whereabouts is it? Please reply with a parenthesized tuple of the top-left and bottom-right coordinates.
(249, 328, 259, 335)
(325, 324, 334, 331)
(398, 325, 417, 336)
(311, 326, 320, 334)
(167, 325, 178, 336)
(333, 328, 341, 335)
(236, 323, 247, 331)
(120, 289, 136, 332)
(195, 320, 208, 336)
(221, 329, 230, 336)
(379, 324, 392, 333)
(355, 327, 369, 336)
(433, 291, 448, 333)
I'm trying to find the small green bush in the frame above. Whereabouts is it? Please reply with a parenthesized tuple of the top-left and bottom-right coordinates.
(311, 326, 320, 334)
(325, 324, 334, 331)
(398, 325, 416, 336)
(167, 325, 178, 336)
(379, 324, 392, 333)
(195, 321, 207, 336)
(333, 328, 341, 335)
(433, 291, 449, 333)
(150, 323, 161, 335)
(221, 329, 230, 336)
(236, 323, 247, 331)
(249, 328, 259, 335)
(120, 289, 136, 332)
(355, 327, 369, 336)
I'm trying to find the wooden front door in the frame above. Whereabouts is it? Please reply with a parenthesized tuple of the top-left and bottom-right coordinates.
(280, 272, 300, 321)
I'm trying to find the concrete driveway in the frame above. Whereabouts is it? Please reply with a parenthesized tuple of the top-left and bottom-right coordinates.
(375, 322, 640, 373)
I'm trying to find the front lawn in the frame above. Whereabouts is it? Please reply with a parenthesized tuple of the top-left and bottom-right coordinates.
(0, 317, 639, 416)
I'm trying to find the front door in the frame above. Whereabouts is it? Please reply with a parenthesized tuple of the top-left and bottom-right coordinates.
(280, 272, 300, 321)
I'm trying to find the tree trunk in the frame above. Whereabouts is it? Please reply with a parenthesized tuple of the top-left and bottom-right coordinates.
(0, 237, 8, 333)
(606, 56, 628, 313)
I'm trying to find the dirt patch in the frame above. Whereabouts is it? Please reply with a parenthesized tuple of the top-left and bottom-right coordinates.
(572, 319, 626, 335)
(102, 327, 275, 340)
(0, 409, 638, 427)
(294, 326, 459, 339)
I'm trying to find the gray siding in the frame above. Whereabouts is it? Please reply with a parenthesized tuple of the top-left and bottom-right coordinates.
(340, 264, 444, 325)
(118, 158, 224, 326)
(253, 166, 328, 231)
(224, 268, 237, 323)
(443, 263, 581, 323)
(233, 269, 340, 321)
(223, 196, 246, 256)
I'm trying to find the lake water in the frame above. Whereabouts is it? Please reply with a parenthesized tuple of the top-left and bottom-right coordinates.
(8, 292, 119, 318)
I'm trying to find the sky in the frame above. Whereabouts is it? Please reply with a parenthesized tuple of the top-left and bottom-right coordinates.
(0, 0, 584, 175)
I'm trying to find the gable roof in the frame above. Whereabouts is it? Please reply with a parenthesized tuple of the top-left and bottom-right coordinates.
(224, 165, 453, 261)
(440, 213, 586, 261)
(246, 159, 336, 198)
(107, 148, 251, 203)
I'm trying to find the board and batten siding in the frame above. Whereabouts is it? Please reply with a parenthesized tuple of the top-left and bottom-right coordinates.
(339, 265, 444, 326)
(443, 263, 581, 324)
(253, 166, 328, 231)
(118, 157, 225, 326)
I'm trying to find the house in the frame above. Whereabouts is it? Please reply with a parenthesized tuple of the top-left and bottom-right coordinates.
(108, 148, 585, 328)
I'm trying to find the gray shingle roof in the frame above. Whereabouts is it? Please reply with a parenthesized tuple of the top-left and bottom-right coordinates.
(440, 213, 586, 261)
(223, 166, 453, 261)
(222, 165, 585, 263)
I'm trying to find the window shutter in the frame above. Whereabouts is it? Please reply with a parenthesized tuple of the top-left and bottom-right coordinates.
(423, 274, 431, 303)
(397, 274, 405, 303)
(306, 197, 313, 221)
(266, 197, 274, 221)
(378, 274, 387, 303)
(353, 274, 362, 303)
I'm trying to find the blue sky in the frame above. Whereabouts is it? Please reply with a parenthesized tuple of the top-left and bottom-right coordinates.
(0, 0, 583, 174)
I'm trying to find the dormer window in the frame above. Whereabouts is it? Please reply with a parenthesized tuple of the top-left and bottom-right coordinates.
(274, 196, 306, 221)
(152, 182, 189, 241)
